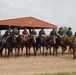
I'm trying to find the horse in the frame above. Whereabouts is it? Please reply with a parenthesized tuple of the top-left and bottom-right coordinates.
(36, 36, 55, 55)
(3, 35, 17, 57)
(15, 35, 24, 57)
(25, 35, 36, 56)
(59, 36, 76, 59)
(54, 36, 67, 56)
(35, 36, 43, 54)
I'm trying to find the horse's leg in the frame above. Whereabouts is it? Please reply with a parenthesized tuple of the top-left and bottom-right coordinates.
(53, 47, 55, 56)
(26, 46, 28, 56)
(0, 47, 3, 57)
(10, 48, 13, 57)
(29, 47, 30, 56)
(62, 46, 67, 55)
(1, 49, 3, 57)
(15, 48, 17, 57)
(33, 46, 36, 56)
(7, 48, 10, 58)
(18, 47, 20, 56)
(0, 50, 2, 57)
(21, 46, 24, 56)
(68, 46, 72, 55)
(45, 46, 48, 55)
(50, 47, 52, 55)
(68, 46, 70, 53)
(73, 48, 75, 60)
(36, 46, 38, 55)
(56, 47, 58, 56)
(53, 47, 54, 55)
(39, 45, 41, 54)
(11, 48, 13, 56)
(42, 46, 44, 55)
(5, 48, 7, 57)
(62, 47, 64, 55)
(40, 47, 41, 54)
(33, 46, 35, 56)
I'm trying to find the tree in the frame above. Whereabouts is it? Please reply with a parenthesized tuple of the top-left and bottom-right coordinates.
(61, 26, 68, 34)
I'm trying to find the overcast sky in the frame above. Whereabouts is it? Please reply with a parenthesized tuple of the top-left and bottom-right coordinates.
(0, 0, 76, 34)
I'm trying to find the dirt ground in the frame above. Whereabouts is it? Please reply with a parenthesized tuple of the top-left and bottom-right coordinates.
(0, 47, 76, 75)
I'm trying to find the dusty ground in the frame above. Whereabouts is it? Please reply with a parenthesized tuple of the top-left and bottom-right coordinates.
(0, 47, 76, 75)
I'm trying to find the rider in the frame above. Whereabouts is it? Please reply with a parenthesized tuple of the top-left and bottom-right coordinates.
(66, 27, 73, 37)
(11, 27, 18, 37)
(39, 28, 45, 36)
(30, 28, 37, 44)
(39, 28, 46, 43)
(2, 27, 11, 44)
(22, 28, 28, 36)
(50, 28, 58, 44)
(58, 27, 63, 37)
(31, 28, 37, 36)
(22, 28, 29, 45)
(50, 28, 58, 37)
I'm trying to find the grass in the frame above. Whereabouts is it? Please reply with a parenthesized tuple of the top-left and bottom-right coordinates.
(36, 72, 76, 75)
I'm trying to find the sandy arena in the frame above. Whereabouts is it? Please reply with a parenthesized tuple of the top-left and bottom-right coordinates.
(0, 47, 76, 75)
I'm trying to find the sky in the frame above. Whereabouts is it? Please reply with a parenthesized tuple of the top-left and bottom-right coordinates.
(0, 0, 76, 35)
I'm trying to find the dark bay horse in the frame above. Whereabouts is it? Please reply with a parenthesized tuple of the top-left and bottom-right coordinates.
(15, 35, 24, 56)
(25, 35, 36, 56)
(55, 36, 67, 55)
(3, 35, 17, 57)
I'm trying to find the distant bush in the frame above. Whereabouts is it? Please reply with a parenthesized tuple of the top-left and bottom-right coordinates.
(37, 72, 76, 75)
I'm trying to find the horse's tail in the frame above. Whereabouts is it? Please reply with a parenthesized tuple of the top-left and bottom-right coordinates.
(72, 37, 76, 47)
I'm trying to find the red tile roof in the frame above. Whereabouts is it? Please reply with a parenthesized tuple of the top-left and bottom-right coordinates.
(0, 16, 57, 29)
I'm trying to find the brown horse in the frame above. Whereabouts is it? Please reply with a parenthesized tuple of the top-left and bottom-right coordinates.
(36, 36, 55, 55)
(25, 35, 36, 56)
(15, 35, 24, 57)
(60, 36, 76, 59)
(3, 35, 16, 57)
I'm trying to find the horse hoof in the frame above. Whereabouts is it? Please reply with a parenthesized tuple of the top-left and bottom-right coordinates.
(45, 52, 47, 55)
(42, 53, 44, 55)
(7, 56, 10, 58)
(73, 57, 75, 60)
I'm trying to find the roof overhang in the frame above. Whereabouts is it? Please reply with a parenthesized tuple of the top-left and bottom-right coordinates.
(0, 16, 57, 30)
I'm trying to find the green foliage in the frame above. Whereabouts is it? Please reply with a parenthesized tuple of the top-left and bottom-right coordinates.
(61, 26, 68, 34)
(58, 26, 68, 34)
(37, 72, 76, 75)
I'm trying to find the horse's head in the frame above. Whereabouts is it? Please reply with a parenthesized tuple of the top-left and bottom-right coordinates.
(26, 36, 36, 45)
(17, 35, 24, 43)
(30, 36, 36, 44)
(6, 35, 16, 43)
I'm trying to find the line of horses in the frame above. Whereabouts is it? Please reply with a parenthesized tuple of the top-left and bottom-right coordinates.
(0, 35, 76, 59)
